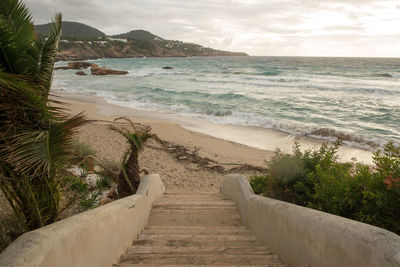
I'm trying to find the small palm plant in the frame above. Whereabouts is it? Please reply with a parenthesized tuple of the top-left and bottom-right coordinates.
(0, 0, 86, 230)
(110, 118, 153, 198)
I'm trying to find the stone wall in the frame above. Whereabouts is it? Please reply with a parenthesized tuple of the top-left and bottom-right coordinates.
(0, 174, 165, 267)
(220, 174, 400, 267)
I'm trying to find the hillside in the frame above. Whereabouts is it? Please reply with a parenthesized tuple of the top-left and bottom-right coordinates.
(111, 30, 162, 41)
(35, 21, 248, 60)
(35, 21, 106, 40)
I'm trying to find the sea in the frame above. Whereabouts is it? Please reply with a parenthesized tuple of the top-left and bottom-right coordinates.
(53, 56, 400, 151)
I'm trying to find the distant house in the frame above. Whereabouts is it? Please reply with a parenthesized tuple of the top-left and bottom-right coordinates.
(108, 37, 128, 43)
(94, 40, 108, 45)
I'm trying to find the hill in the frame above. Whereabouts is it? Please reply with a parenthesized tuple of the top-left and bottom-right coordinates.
(35, 21, 106, 40)
(111, 30, 162, 41)
(35, 21, 248, 60)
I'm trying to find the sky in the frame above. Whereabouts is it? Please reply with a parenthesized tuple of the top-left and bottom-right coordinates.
(26, 0, 400, 57)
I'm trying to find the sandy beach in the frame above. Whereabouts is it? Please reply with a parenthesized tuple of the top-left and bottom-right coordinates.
(54, 91, 374, 193)
(56, 92, 275, 192)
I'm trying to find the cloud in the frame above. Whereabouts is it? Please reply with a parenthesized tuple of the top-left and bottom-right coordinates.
(24, 0, 400, 57)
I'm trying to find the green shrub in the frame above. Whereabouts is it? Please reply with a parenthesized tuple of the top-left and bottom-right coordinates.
(252, 142, 342, 205)
(249, 175, 267, 194)
(96, 176, 113, 190)
(59, 175, 100, 214)
(251, 142, 400, 235)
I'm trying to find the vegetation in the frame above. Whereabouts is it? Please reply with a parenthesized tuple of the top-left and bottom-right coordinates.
(0, 0, 86, 236)
(250, 142, 400, 235)
(35, 21, 106, 41)
(111, 118, 153, 198)
(112, 29, 161, 41)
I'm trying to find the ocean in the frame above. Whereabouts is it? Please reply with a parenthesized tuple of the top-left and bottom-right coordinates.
(53, 56, 400, 151)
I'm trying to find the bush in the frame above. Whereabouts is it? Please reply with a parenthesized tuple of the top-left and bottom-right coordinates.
(250, 142, 400, 235)
(249, 175, 267, 194)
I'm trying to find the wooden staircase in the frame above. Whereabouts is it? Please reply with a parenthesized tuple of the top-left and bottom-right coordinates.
(113, 193, 287, 267)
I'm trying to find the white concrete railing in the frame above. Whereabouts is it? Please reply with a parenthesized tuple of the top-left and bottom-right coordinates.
(0, 174, 165, 267)
(220, 174, 400, 267)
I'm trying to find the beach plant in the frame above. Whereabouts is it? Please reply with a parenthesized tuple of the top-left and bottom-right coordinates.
(250, 141, 400, 235)
(110, 117, 153, 198)
(0, 0, 86, 231)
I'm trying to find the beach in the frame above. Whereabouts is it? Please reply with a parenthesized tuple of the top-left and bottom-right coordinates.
(56, 91, 374, 192)
(57, 92, 274, 192)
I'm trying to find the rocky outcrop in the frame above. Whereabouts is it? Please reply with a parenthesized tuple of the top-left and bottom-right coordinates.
(55, 61, 98, 70)
(56, 41, 248, 61)
(91, 66, 128, 75)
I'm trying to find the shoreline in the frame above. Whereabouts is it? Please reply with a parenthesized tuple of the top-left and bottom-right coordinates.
(54, 91, 374, 165)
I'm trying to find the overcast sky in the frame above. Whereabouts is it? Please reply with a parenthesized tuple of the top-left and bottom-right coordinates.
(26, 0, 400, 57)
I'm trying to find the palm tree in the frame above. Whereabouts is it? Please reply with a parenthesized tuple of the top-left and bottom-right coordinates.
(0, 0, 86, 230)
(111, 118, 153, 198)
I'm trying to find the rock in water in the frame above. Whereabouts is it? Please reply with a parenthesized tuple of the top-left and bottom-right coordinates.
(91, 66, 128, 75)
(68, 62, 98, 69)
(76, 71, 87, 76)
(55, 61, 98, 70)
(162, 66, 173, 69)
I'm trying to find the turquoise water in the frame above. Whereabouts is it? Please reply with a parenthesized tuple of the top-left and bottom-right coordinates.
(53, 56, 400, 150)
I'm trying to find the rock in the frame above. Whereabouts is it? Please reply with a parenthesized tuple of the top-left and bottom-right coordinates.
(91, 66, 128, 75)
(54, 62, 98, 70)
(106, 187, 118, 199)
(85, 173, 102, 188)
(100, 197, 113, 205)
(93, 165, 103, 172)
(76, 71, 87, 76)
(68, 61, 98, 69)
(54, 66, 72, 70)
(162, 66, 173, 69)
(67, 166, 85, 177)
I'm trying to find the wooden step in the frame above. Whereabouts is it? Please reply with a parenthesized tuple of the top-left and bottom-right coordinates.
(143, 227, 250, 236)
(152, 204, 238, 210)
(119, 254, 283, 265)
(150, 209, 239, 215)
(148, 213, 241, 227)
(153, 200, 236, 206)
(144, 225, 248, 231)
(115, 264, 282, 267)
(138, 234, 258, 242)
(131, 239, 261, 248)
(126, 245, 271, 255)
(161, 193, 228, 199)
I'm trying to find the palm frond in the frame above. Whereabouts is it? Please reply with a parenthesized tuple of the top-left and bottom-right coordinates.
(0, 0, 35, 74)
(3, 113, 86, 174)
(0, 72, 51, 133)
(35, 13, 62, 93)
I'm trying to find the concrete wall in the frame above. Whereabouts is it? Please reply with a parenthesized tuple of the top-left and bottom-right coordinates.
(221, 174, 400, 267)
(0, 174, 165, 267)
